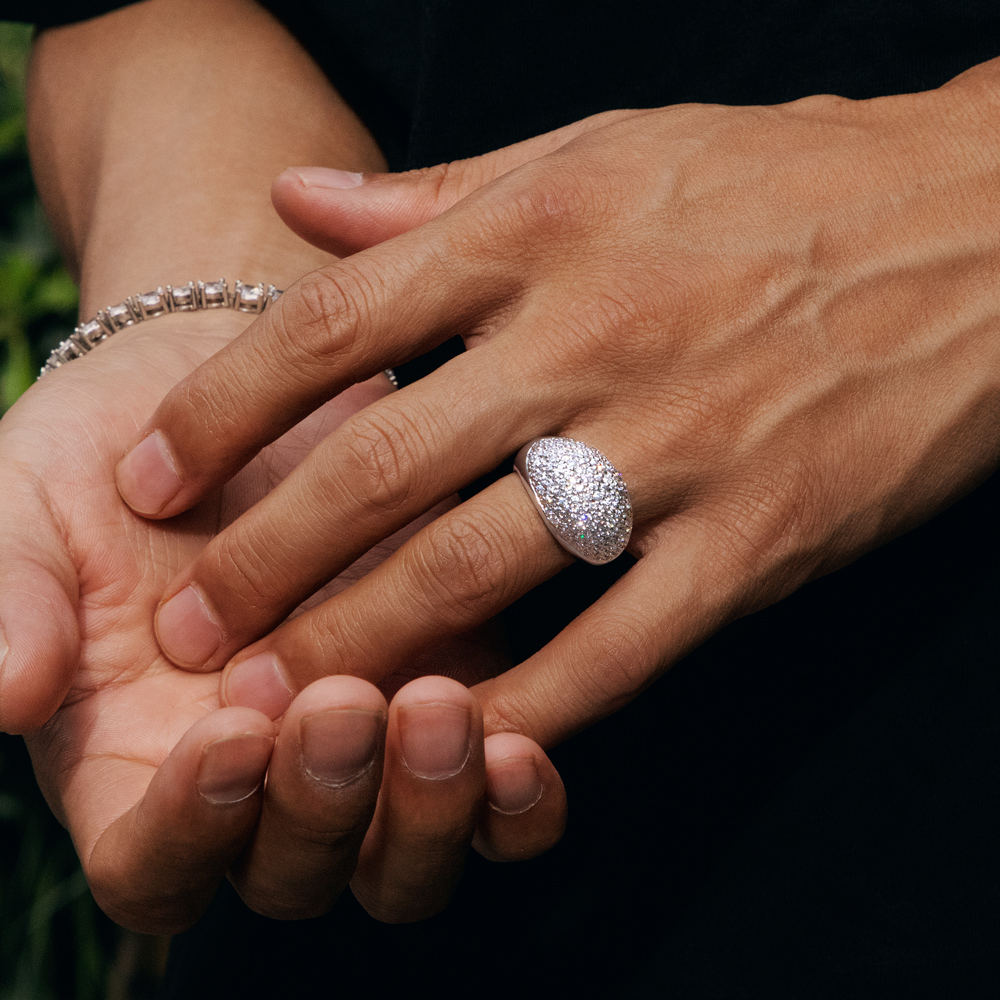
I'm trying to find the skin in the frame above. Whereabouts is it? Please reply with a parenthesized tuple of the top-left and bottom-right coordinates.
(1, 0, 565, 933)
(120, 61, 1000, 753)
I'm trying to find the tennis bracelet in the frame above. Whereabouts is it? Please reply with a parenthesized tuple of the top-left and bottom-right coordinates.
(38, 278, 281, 379)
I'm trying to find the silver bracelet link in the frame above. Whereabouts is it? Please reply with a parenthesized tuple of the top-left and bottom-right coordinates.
(38, 278, 282, 378)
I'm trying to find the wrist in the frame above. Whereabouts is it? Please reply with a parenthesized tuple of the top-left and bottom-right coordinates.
(74, 302, 256, 371)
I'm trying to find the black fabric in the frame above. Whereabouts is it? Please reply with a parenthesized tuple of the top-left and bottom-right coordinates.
(20, 1, 1000, 995)
(161, 470, 1000, 999)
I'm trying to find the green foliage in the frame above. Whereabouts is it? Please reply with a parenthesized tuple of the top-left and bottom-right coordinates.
(0, 21, 79, 413)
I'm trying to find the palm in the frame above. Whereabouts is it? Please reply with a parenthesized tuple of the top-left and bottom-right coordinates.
(3, 327, 369, 856)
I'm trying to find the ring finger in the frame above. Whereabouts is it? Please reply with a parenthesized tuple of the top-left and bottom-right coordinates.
(220, 473, 572, 718)
(152, 343, 575, 673)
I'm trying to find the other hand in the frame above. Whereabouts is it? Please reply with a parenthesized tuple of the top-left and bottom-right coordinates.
(119, 63, 1000, 750)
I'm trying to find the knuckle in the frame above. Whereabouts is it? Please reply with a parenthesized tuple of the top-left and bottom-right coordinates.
(87, 861, 192, 935)
(787, 92, 854, 117)
(299, 603, 366, 674)
(236, 877, 343, 921)
(708, 456, 823, 607)
(392, 807, 476, 850)
(334, 406, 431, 518)
(208, 521, 301, 613)
(481, 687, 536, 741)
(490, 160, 600, 249)
(513, 170, 590, 233)
(409, 508, 512, 623)
(278, 264, 382, 371)
(572, 615, 658, 714)
(354, 883, 448, 925)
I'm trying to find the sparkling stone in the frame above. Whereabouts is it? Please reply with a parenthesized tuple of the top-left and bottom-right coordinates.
(170, 284, 195, 309)
(106, 303, 134, 328)
(201, 281, 227, 306)
(77, 320, 106, 346)
(237, 283, 263, 310)
(139, 290, 166, 316)
(522, 437, 632, 565)
(56, 339, 80, 362)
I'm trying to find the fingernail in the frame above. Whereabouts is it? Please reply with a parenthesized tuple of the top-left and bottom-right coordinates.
(398, 703, 471, 779)
(197, 733, 273, 804)
(487, 757, 543, 815)
(156, 585, 223, 667)
(300, 709, 383, 787)
(116, 431, 182, 515)
(224, 653, 294, 719)
(290, 166, 365, 189)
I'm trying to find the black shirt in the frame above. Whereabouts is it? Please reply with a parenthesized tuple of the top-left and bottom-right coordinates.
(27, 3, 1000, 996)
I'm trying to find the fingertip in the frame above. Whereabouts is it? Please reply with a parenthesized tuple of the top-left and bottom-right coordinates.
(170, 705, 277, 792)
(222, 651, 296, 718)
(288, 673, 388, 717)
(485, 750, 543, 816)
(154, 583, 225, 672)
(391, 675, 483, 781)
(392, 674, 480, 711)
(0, 565, 79, 734)
(271, 165, 432, 256)
(115, 430, 183, 518)
(86, 706, 277, 933)
(196, 731, 274, 805)
(271, 169, 365, 256)
(473, 733, 567, 862)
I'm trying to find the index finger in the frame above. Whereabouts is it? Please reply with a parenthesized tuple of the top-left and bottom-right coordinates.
(115, 231, 510, 519)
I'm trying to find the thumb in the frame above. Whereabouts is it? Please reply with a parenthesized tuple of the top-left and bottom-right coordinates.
(272, 109, 638, 257)
(0, 529, 79, 734)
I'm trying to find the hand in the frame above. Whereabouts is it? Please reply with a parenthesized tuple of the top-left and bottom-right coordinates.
(116, 60, 1000, 752)
(1, 324, 564, 931)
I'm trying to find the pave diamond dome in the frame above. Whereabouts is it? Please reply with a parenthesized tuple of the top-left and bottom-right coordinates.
(516, 437, 632, 565)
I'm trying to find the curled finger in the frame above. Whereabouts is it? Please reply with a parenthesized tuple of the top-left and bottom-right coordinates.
(473, 732, 567, 862)
(220, 474, 571, 716)
(83, 707, 274, 934)
(351, 675, 485, 923)
(229, 675, 387, 919)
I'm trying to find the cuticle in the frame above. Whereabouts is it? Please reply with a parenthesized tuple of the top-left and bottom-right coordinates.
(199, 780, 263, 806)
(302, 753, 377, 789)
(401, 742, 471, 781)
(489, 784, 543, 816)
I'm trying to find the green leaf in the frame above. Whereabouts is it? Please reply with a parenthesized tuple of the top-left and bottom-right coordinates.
(1, 326, 34, 409)
(0, 251, 40, 317)
(32, 268, 78, 314)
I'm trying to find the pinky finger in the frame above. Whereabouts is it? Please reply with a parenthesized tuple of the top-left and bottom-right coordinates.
(472, 732, 567, 862)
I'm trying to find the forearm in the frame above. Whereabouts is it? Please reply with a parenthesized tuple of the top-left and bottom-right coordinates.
(26, 0, 385, 318)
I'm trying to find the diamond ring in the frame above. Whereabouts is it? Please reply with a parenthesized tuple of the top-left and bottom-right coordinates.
(514, 437, 633, 565)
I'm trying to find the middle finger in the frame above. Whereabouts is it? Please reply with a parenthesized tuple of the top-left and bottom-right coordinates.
(229, 675, 387, 919)
(220, 474, 571, 717)
(153, 341, 576, 672)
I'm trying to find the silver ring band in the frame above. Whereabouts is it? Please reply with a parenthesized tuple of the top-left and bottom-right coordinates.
(514, 437, 633, 565)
